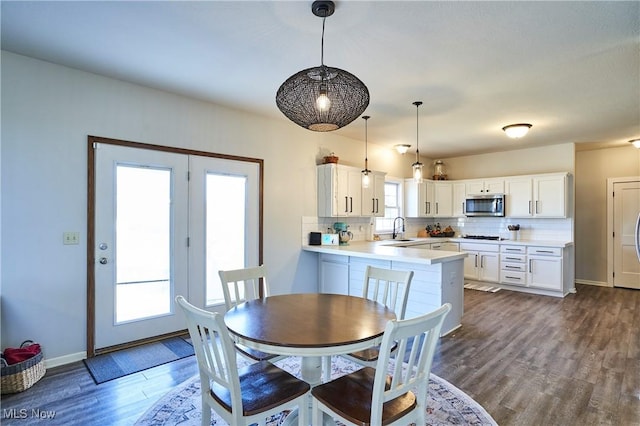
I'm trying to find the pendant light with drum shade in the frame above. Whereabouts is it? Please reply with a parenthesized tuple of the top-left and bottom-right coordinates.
(361, 115, 371, 188)
(412, 101, 424, 183)
(275, 1, 369, 132)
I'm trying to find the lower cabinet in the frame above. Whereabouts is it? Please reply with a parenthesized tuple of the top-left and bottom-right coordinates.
(500, 245, 527, 286)
(460, 243, 500, 282)
(318, 254, 349, 295)
(527, 247, 563, 290)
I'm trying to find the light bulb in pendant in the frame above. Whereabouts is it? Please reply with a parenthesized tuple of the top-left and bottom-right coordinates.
(362, 170, 370, 188)
(412, 163, 423, 183)
(316, 90, 331, 111)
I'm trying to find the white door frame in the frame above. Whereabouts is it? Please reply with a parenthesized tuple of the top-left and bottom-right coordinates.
(606, 176, 640, 287)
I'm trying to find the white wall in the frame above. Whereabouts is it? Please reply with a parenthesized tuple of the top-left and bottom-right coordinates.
(0, 51, 406, 360)
(1, 50, 579, 362)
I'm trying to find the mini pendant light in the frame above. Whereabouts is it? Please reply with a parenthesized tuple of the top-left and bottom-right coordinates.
(361, 115, 371, 188)
(412, 101, 424, 183)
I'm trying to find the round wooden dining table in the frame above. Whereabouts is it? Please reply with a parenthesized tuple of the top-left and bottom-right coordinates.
(224, 293, 396, 425)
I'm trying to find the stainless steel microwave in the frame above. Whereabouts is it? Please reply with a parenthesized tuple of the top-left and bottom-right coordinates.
(464, 194, 505, 217)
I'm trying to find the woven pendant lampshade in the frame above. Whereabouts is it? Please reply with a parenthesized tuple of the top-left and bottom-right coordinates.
(276, 1, 369, 132)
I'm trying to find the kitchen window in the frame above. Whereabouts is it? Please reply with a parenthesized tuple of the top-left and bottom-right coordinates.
(376, 179, 403, 232)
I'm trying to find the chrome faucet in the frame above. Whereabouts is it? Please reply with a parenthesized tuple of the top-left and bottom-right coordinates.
(392, 217, 405, 239)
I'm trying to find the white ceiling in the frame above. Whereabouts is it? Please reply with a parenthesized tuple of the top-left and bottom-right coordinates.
(2, 1, 639, 158)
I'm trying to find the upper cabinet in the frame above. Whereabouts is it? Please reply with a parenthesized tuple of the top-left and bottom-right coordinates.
(317, 164, 385, 217)
(361, 172, 386, 217)
(465, 179, 505, 195)
(404, 180, 453, 218)
(404, 179, 431, 218)
(452, 182, 466, 217)
(505, 173, 568, 218)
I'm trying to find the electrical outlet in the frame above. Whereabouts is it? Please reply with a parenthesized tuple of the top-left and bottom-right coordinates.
(63, 232, 80, 245)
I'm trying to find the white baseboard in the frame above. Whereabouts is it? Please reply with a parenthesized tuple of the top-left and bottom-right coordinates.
(575, 279, 611, 287)
(44, 351, 86, 369)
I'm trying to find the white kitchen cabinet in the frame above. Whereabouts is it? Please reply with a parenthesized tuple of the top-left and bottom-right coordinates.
(430, 242, 459, 251)
(505, 173, 567, 218)
(504, 177, 533, 217)
(460, 243, 500, 282)
(532, 174, 567, 217)
(361, 171, 386, 217)
(318, 254, 349, 294)
(527, 247, 563, 290)
(433, 182, 453, 217)
(465, 179, 504, 195)
(317, 163, 362, 217)
(500, 245, 527, 286)
(452, 182, 466, 217)
(404, 179, 432, 217)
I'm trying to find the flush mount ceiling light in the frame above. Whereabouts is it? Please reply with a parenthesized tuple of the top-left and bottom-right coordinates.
(276, 1, 369, 132)
(361, 116, 371, 188)
(629, 139, 640, 148)
(394, 144, 411, 154)
(502, 123, 533, 139)
(412, 101, 424, 183)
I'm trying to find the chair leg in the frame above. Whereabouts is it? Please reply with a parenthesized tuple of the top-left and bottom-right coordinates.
(297, 395, 308, 426)
(322, 355, 331, 382)
(201, 399, 211, 426)
(312, 397, 325, 426)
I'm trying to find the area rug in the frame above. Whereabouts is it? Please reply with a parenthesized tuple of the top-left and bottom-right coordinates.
(84, 337, 194, 384)
(464, 282, 502, 293)
(135, 356, 497, 426)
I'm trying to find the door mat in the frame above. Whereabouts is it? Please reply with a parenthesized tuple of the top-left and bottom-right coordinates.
(464, 282, 502, 293)
(83, 337, 194, 384)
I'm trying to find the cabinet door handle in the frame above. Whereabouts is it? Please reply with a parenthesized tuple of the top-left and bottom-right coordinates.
(535, 250, 554, 254)
(350, 197, 353, 213)
(505, 265, 520, 269)
(345, 196, 349, 213)
(480, 255, 484, 268)
(529, 259, 533, 273)
(425, 201, 430, 215)
(536, 200, 539, 214)
(505, 256, 520, 260)
(462, 202, 465, 214)
(376, 198, 379, 213)
(436, 203, 439, 214)
(475, 254, 478, 267)
(372, 199, 376, 214)
(506, 276, 521, 280)
(529, 200, 532, 214)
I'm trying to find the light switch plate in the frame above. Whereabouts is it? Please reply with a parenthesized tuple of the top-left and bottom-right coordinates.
(321, 233, 339, 245)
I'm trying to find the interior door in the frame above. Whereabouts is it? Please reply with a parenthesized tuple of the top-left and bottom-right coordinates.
(613, 181, 640, 289)
(94, 143, 190, 349)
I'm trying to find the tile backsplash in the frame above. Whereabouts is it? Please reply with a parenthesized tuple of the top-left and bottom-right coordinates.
(302, 216, 573, 245)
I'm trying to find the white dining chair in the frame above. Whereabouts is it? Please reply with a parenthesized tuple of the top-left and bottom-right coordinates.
(334, 266, 414, 377)
(175, 295, 310, 426)
(312, 303, 451, 426)
(218, 265, 285, 363)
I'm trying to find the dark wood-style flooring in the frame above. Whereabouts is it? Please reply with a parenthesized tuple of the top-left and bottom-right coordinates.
(2, 284, 638, 425)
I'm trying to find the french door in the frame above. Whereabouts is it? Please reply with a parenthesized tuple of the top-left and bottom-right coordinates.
(89, 137, 261, 354)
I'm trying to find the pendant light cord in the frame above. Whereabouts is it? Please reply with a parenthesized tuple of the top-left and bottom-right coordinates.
(321, 16, 326, 66)
(415, 103, 420, 162)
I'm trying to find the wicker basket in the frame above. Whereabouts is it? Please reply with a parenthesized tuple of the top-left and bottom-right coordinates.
(1, 343, 46, 394)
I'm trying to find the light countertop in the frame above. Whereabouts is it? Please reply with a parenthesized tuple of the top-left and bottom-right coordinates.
(302, 237, 573, 265)
(302, 241, 467, 265)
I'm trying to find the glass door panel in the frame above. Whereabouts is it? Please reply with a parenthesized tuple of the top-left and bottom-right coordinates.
(115, 165, 172, 323)
(205, 173, 247, 305)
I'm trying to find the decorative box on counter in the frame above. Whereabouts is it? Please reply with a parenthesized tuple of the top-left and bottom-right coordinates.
(321, 233, 339, 245)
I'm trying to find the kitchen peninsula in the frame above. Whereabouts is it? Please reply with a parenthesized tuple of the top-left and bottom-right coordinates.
(303, 240, 466, 335)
